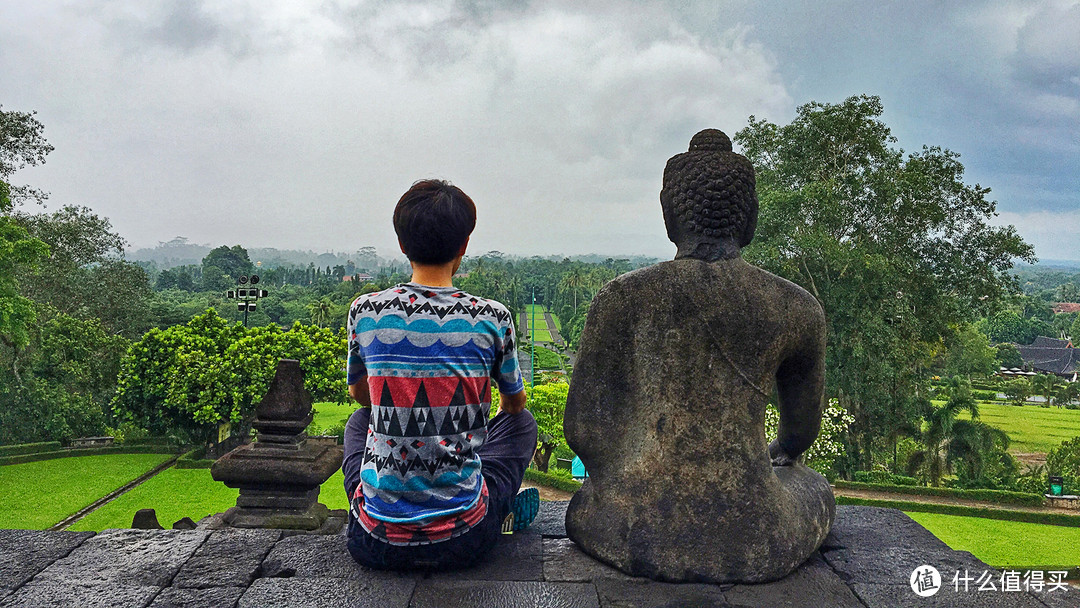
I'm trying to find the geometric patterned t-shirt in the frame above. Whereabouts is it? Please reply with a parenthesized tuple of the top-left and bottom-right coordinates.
(346, 283, 524, 546)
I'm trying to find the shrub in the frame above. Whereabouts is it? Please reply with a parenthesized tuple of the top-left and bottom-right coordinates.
(972, 390, 997, 402)
(765, 398, 853, 478)
(1047, 436, 1080, 492)
(105, 422, 149, 445)
(853, 471, 919, 486)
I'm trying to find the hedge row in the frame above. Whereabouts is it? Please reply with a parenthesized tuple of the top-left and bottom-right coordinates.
(0, 441, 63, 457)
(175, 446, 215, 469)
(836, 496, 1080, 528)
(523, 468, 583, 494)
(834, 481, 1046, 508)
(0, 445, 181, 466)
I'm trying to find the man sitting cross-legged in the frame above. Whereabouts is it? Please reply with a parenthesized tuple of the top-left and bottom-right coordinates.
(342, 179, 539, 570)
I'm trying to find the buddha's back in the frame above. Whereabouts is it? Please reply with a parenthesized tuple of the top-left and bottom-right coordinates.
(562, 129, 835, 583)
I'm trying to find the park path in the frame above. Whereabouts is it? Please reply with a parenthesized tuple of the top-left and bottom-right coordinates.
(519, 479, 575, 501)
(833, 486, 1079, 516)
(544, 312, 565, 346)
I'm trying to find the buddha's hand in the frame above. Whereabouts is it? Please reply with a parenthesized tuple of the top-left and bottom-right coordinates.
(768, 439, 797, 466)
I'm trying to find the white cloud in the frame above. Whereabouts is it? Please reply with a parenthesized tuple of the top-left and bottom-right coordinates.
(0, 0, 791, 258)
(995, 209, 1080, 262)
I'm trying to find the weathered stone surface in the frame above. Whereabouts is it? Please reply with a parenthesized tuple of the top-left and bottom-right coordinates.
(543, 539, 638, 583)
(132, 508, 164, 530)
(172, 529, 281, 588)
(592, 579, 729, 608)
(0, 529, 94, 589)
(850, 583, 1048, 608)
(428, 532, 544, 582)
(725, 553, 862, 608)
(32, 529, 208, 588)
(820, 507, 986, 584)
(564, 130, 833, 584)
(411, 580, 599, 608)
(237, 577, 414, 608)
(535, 501, 568, 538)
(147, 586, 244, 608)
(1028, 584, 1080, 608)
(0, 582, 159, 608)
(260, 533, 416, 582)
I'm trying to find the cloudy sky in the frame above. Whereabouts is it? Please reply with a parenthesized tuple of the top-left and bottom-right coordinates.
(2, 0, 1077, 261)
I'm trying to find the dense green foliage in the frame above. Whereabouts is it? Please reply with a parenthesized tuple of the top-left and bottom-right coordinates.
(1045, 436, 1080, 494)
(523, 468, 583, 493)
(527, 379, 569, 471)
(113, 309, 347, 442)
(735, 95, 1034, 476)
(764, 398, 853, 479)
(834, 481, 1045, 507)
(0, 453, 172, 529)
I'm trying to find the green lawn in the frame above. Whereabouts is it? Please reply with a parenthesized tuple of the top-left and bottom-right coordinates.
(527, 329, 554, 342)
(69, 467, 350, 531)
(525, 345, 563, 370)
(526, 318, 549, 331)
(549, 313, 562, 331)
(956, 400, 1080, 454)
(0, 454, 173, 530)
(908, 512, 1080, 568)
(309, 401, 360, 434)
(524, 304, 547, 316)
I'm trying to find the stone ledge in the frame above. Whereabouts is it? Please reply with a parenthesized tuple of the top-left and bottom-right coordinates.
(0, 506, 1076, 608)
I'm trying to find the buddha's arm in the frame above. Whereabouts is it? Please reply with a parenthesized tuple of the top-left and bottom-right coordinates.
(564, 282, 628, 460)
(769, 303, 826, 466)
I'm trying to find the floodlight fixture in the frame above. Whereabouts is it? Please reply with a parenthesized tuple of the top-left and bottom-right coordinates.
(250, 275, 260, 285)
(239, 275, 249, 284)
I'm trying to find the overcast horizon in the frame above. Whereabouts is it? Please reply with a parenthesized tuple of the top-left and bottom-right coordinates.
(2, 1, 1078, 261)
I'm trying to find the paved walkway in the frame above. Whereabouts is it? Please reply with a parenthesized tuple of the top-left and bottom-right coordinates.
(545, 312, 565, 346)
(1, 505, 1074, 607)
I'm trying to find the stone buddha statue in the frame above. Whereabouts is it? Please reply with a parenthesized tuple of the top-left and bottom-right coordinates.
(563, 129, 834, 583)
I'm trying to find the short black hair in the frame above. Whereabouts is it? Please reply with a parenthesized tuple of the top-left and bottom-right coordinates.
(393, 179, 477, 265)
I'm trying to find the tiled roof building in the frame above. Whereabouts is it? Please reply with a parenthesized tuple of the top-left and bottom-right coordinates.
(1015, 335, 1079, 380)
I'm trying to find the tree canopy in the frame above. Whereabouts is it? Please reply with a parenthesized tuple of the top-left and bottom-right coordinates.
(734, 94, 1034, 470)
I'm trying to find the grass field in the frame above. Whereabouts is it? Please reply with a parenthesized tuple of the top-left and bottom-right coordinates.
(68, 467, 350, 531)
(0, 454, 174, 529)
(524, 304, 547, 316)
(956, 401, 1080, 454)
(527, 329, 554, 342)
(550, 314, 562, 331)
(526, 317, 549, 331)
(526, 345, 563, 370)
(908, 512, 1080, 568)
(309, 401, 359, 433)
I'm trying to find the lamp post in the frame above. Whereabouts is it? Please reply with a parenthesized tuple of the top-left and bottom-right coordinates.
(530, 288, 536, 389)
(227, 275, 268, 327)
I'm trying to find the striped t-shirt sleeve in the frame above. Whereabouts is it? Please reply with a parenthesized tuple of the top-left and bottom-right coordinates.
(346, 299, 367, 385)
(493, 317, 524, 394)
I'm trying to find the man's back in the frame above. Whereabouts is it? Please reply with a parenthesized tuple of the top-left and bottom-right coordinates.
(346, 283, 522, 545)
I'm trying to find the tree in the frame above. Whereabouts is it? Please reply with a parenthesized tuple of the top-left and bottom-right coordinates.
(15, 205, 151, 339)
(1032, 373, 1060, 407)
(0, 106, 54, 208)
(1046, 436, 1080, 494)
(308, 298, 332, 328)
(526, 379, 569, 472)
(1003, 378, 1031, 406)
(201, 245, 253, 291)
(1056, 382, 1080, 409)
(735, 94, 1035, 470)
(113, 309, 347, 442)
(906, 377, 1008, 486)
(942, 323, 997, 380)
(994, 343, 1023, 369)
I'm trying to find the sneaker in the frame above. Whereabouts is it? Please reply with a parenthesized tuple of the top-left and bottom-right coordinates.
(510, 487, 540, 531)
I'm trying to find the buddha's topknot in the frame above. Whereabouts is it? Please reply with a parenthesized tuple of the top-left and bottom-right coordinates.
(661, 129, 757, 246)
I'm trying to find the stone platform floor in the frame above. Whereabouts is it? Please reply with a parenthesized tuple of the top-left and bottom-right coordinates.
(1, 505, 1075, 607)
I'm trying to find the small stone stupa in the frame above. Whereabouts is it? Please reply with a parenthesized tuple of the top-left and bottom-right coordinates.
(211, 359, 343, 531)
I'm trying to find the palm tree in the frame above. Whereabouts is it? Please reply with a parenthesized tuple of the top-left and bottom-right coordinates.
(907, 376, 1009, 486)
(1033, 373, 1060, 406)
(307, 298, 332, 328)
(1057, 382, 1080, 409)
(559, 268, 587, 313)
